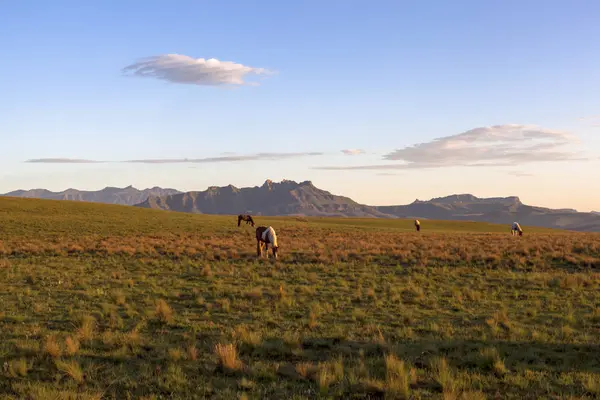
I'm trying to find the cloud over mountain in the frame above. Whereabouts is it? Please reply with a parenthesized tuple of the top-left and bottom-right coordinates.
(314, 124, 584, 170)
(122, 54, 274, 86)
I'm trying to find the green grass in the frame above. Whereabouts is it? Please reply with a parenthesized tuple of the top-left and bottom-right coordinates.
(0, 196, 599, 399)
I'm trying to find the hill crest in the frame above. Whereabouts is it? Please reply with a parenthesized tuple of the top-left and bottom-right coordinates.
(4, 180, 599, 231)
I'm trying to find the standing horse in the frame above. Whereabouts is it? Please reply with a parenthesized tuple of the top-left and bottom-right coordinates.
(415, 219, 421, 232)
(511, 222, 523, 236)
(238, 214, 255, 227)
(256, 226, 278, 259)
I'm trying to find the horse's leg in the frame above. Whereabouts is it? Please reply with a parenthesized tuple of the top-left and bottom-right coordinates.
(256, 241, 261, 257)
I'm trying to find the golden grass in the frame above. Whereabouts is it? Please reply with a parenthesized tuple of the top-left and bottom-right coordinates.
(214, 343, 244, 372)
(154, 299, 174, 324)
(0, 197, 599, 399)
(54, 359, 84, 383)
(43, 335, 62, 358)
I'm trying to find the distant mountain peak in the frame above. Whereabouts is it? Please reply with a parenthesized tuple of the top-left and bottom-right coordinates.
(417, 193, 523, 205)
(135, 179, 392, 219)
(299, 180, 314, 187)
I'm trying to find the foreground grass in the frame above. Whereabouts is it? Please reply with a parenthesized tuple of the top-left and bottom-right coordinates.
(0, 197, 599, 399)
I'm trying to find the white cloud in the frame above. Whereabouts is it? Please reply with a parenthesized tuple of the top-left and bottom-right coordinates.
(577, 115, 600, 128)
(25, 152, 325, 165)
(123, 152, 325, 164)
(122, 54, 274, 86)
(314, 124, 584, 170)
(25, 158, 104, 163)
(341, 149, 365, 156)
(577, 115, 600, 121)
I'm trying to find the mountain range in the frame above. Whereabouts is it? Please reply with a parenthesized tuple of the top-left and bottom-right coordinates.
(2, 185, 181, 206)
(135, 179, 392, 218)
(3, 180, 599, 232)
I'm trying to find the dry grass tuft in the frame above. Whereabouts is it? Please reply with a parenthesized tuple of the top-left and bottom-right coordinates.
(76, 315, 96, 343)
(233, 325, 262, 347)
(43, 335, 62, 358)
(7, 358, 30, 377)
(296, 362, 318, 380)
(214, 343, 244, 372)
(54, 359, 84, 383)
(154, 299, 174, 324)
(65, 336, 80, 356)
(430, 356, 459, 394)
(385, 353, 412, 398)
(187, 344, 198, 361)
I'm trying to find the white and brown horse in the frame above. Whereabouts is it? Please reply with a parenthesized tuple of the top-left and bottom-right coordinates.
(255, 226, 278, 259)
(511, 222, 523, 236)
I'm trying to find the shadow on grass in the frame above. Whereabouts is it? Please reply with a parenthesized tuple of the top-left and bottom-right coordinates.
(291, 336, 600, 374)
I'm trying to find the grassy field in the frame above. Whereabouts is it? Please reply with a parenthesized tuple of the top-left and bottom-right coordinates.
(0, 197, 599, 399)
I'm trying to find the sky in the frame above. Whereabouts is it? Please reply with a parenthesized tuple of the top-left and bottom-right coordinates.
(1, 0, 599, 211)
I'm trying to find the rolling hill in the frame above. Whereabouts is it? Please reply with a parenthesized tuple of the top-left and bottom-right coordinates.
(3, 180, 599, 232)
(2, 185, 181, 206)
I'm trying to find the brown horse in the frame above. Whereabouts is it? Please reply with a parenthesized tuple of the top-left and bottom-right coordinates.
(255, 226, 278, 259)
(238, 214, 255, 227)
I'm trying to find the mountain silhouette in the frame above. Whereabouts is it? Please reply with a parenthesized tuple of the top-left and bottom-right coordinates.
(2, 185, 181, 206)
(376, 194, 599, 232)
(134, 179, 392, 218)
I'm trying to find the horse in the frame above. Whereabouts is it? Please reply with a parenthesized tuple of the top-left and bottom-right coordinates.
(415, 219, 421, 232)
(256, 226, 278, 259)
(238, 214, 255, 227)
(511, 222, 523, 236)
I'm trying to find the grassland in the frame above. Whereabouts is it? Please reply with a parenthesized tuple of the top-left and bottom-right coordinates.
(0, 196, 599, 399)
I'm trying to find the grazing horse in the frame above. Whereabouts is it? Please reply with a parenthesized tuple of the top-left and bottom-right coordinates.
(238, 214, 255, 227)
(256, 226, 278, 259)
(511, 222, 523, 236)
(415, 219, 421, 232)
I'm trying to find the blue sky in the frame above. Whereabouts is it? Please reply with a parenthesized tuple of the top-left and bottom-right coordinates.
(1, 0, 599, 210)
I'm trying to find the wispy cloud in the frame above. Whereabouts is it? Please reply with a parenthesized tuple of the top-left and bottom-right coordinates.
(23, 152, 331, 165)
(341, 149, 366, 156)
(577, 115, 600, 121)
(507, 171, 533, 177)
(577, 115, 600, 127)
(314, 124, 584, 170)
(122, 54, 274, 86)
(124, 152, 325, 164)
(25, 158, 104, 163)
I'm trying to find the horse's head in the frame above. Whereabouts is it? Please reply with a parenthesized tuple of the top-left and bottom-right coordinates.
(272, 245, 279, 258)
